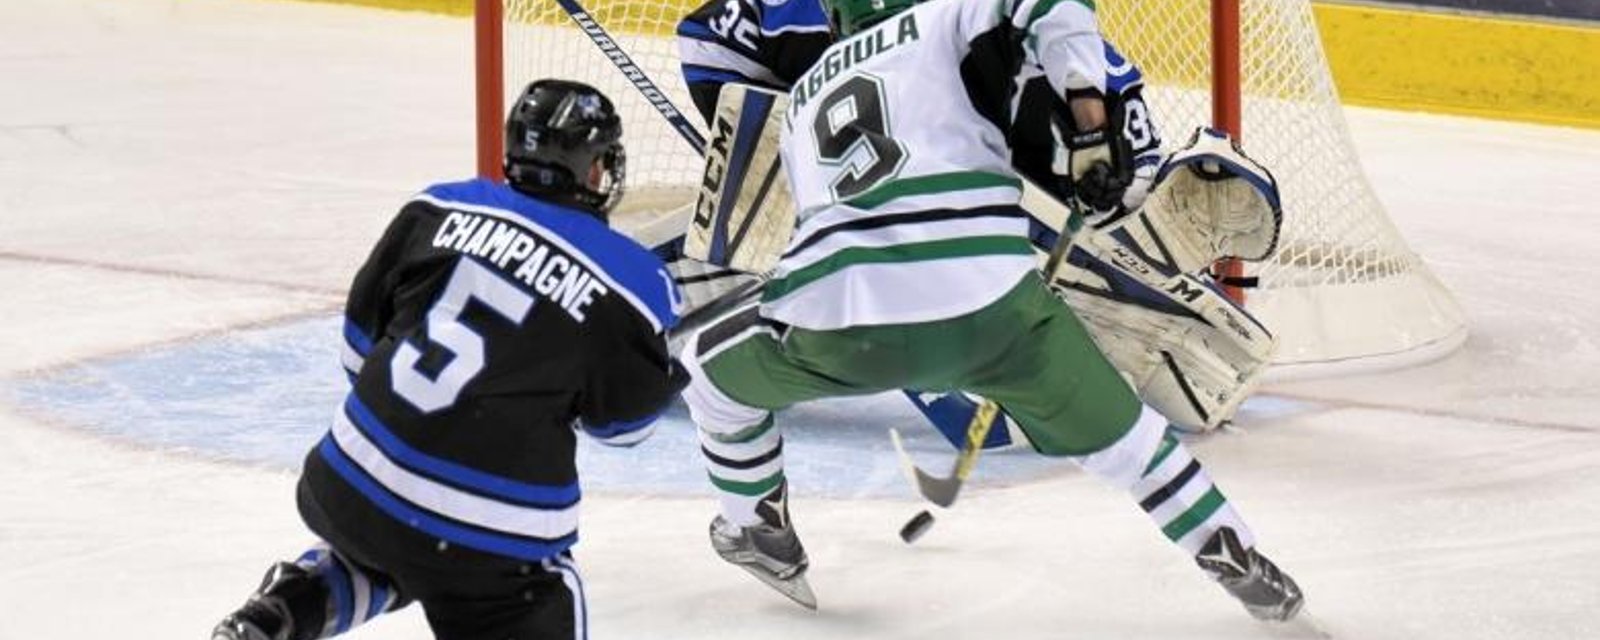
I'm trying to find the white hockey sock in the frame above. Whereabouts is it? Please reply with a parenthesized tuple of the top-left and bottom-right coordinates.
(680, 347, 785, 527)
(1072, 405, 1256, 556)
(697, 415, 786, 527)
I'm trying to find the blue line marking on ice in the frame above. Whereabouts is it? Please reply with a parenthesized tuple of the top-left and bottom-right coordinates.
(2, 317, 1070, 498)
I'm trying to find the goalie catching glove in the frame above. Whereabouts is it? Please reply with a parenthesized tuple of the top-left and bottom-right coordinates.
(1134, 128, 1283, 272)
(1048, 128, 1283, 432)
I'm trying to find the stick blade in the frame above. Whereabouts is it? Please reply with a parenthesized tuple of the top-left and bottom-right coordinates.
(911, 466, 963, 507)
(888, 429, 963, 507)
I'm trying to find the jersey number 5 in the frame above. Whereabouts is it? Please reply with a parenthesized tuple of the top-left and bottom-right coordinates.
(391, 260, 534, 413)
(813, 74, 907, 201)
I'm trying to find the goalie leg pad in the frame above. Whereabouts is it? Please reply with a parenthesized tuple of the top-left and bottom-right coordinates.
(1049, 230, 1277, 432)
(685, 84, 796, 275)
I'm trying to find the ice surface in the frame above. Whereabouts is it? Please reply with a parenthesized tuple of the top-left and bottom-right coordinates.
(1, 0, 1598, 638)
(3, 317, 1065, 496)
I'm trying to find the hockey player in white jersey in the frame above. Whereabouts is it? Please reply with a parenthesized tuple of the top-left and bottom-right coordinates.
(675, 0, 1162, 224)
(675, 0, 1172, 448)
(678, 0, 1304, 622)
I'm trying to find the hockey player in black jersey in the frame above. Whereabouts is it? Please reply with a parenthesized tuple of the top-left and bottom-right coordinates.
(212, 79, 685, 640)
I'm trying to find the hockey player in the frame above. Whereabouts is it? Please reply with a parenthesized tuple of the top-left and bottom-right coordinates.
(678, 0, 1304, 623)
(211, 79, 685, 640)
(675, 0, 1164, 448)
(676, 0, 1162, 224)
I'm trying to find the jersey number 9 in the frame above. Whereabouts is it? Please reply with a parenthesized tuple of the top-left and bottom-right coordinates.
(813, 75, 907, 201)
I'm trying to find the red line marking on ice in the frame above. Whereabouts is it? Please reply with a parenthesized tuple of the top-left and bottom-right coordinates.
(1267, 391, 1598, 435)
(0, 250, 343, 297)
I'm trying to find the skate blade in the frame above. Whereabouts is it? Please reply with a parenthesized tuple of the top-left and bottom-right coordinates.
(736, 565, 818, 610)
(1246, 594, 1305, 623)
(1258, 606, 1331, 640)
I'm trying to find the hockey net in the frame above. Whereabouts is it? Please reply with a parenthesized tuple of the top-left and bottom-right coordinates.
(480, 0, 1467, 374)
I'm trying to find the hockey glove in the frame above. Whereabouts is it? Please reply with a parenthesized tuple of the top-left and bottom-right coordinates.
(1065, 126, 1135, 227)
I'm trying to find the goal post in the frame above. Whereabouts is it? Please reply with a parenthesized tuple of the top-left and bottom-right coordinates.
(475, 0, 704, 201)
(1211, 0, 1246, 303)
(475, 0, 1467, 376)
(1098, 0, 1466, 375)
(475, 0, 505, 180)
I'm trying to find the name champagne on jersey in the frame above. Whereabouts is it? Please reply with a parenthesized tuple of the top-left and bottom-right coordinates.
(433, 212, 610, 322)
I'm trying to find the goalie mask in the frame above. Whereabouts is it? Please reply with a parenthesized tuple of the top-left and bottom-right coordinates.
(504, 79, 626, 218)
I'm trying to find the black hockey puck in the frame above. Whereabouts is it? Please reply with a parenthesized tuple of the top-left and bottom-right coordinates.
(899, 509, 935, 544)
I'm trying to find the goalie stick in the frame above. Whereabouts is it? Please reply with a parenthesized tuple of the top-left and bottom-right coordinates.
(667, 277, 764, 340)
(546, 4, 764, 302)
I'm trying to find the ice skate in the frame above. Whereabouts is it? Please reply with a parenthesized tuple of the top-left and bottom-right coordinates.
(211, 562, 309, 640)
(1196, 526, 1304, 622)
(709, 482, 816, 609)
(211, 599, 289, 640)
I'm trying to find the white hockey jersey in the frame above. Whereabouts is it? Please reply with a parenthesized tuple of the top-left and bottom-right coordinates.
(765, 0, 1106, 330)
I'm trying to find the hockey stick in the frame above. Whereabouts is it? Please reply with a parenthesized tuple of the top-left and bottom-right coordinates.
(552, 0, 706, 156)
(890, 398, 1000, 508)
(666, 277, 764, 340)
(890, 197, 1083, 510)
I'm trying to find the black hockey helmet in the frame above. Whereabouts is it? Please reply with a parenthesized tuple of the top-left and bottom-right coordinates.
(504, 79, 626, 217)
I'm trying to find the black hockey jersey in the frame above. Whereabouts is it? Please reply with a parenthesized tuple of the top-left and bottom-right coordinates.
(308, 178, 681, 562)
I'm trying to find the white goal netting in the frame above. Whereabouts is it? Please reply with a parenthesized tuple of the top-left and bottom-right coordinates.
(494, 0, 1467, 374)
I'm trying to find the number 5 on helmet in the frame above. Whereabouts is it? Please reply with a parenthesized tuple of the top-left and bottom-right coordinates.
(684, 84, 797, 276)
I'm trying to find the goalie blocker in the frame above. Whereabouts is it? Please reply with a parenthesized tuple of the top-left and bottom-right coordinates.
(1049, 128, 1283, 432)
